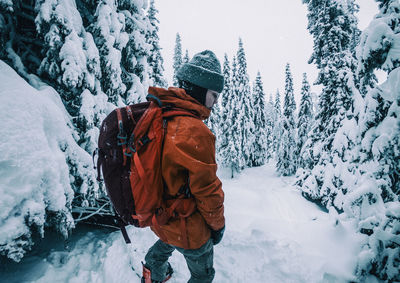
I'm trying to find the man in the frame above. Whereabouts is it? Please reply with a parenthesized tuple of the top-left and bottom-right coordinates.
(142, 50, 225, 283)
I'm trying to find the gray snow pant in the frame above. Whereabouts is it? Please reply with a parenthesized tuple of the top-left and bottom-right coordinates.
(144, 238, 215, 283)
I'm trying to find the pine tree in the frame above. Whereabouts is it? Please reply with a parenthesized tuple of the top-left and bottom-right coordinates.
(235, 38, 255, 168)
(283, 63, 296, 126)
(146, 0, 167, 88)
(251, 72, 268, 166)
(274, 89, 282, 115)
(35, 0, 106, 156)
(296, 73, 314, 168)
(183, 49, 190, 64)
(297, 0, 360, 203)
(272, 89, 282, 158)
(264, 94, 275, 161)
(0, 1, 13, 60)
(224, 56, 244, 177)
(342, 0, 361, 56)
(277, 63, 297, 176)
(0, 0, 12, 12)
(36, 0, 101, 114)
(206, 97, 221, 164)
(172, 33, 183, 86)
(207, 99, 221, 136)
(89, 0, 128, 104)
(347, 1, 400, 280)
(119, 0, 151, 104)
(219, 54, 233, 165)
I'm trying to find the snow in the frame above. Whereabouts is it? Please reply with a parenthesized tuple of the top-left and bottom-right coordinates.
(380, 67, 400, 101)
(79, 89, 110, 154)
(60, 31, 88, 88)
(36, 0, 103, 92)
(0, 61, 97, 262)
(2, 164, 364, 282)
(356, 1, 400, 74)
(0, 0, 13, 11)
(36, 0, 83, 34)
(356, 19, 392, 66)
(360, 67, 400, 160)
(96, 1, 129, 50)
(82, 32, 101, 90)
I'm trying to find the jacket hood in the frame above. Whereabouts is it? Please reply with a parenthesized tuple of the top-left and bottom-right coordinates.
(148, 87, 211, 120)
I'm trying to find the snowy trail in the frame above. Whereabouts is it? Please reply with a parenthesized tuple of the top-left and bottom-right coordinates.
(1, 163, 364, 283)
(215, 165, 362, 282)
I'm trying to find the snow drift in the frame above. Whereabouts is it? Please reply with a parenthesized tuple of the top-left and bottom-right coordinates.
(0, 60, 98, 262)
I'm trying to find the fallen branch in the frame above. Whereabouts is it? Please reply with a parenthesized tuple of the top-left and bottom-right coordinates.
(74, 202, 113, 222)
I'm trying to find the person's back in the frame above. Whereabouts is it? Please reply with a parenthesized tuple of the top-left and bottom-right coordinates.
(142, 50, 226, 283)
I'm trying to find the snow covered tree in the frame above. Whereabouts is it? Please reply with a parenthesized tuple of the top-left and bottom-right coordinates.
(35, 0, 105, 205)
(297, 1, 400, 280)
(0, 1, 52, 80)
(207, 97, 221, 137)
(272, 89, 282, 158)
(264, 94, 275, 161)
(274, 89, 282, 116)
(0, 1, 13, 59)
(0, 1, 157, 262)
(345, 1, 400, 280)
(119, 0, 151, 104)
(283, 64, 297, 122)
(0, 0, 12, 12)
(235, 38, 255, 168)
(296, 0, 360, 202)
(219, 53, 233, 165)
(223, 55, 244, 177)
(251, 71, 268, 166)
(35, 0, 114, 151)
(183, 49, 190, 64)
(36, 0, 101, 113)
(277, 63, 297, 176)
(296, 73, 314, 168)
(146, 0, 167, 88)
(172, 32, 182, 86)
(89, 0, 128, 104)
(349, 71, 400, 282)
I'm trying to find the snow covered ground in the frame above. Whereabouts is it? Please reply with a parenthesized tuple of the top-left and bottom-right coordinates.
(0, 163, 366, 283)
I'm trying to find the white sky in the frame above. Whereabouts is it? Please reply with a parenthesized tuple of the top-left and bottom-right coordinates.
(156, 0, 379, 105)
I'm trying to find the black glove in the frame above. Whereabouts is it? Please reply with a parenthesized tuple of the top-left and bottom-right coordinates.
(211, 226, 225, 245)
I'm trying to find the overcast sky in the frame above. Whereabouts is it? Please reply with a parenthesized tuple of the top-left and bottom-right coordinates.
(156, 0, 379, 104)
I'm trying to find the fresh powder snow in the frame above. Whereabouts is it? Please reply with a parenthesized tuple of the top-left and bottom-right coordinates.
(0, 60, 99, 262)
(1, 163, 365, 283)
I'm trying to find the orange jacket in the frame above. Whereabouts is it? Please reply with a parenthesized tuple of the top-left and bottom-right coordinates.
(148, 86, 225, 250)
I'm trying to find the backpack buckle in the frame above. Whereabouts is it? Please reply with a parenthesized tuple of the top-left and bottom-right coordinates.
(117, 136, 127, 146)
(138, 134, 150, 147)
(124, 151, 133, 157)
(177, 176, 192, 198)
(127, 133, 136, 153)
(117, 121, 127, 145)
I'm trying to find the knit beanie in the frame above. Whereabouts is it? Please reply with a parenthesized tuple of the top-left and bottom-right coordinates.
(176, 50, 224, 93)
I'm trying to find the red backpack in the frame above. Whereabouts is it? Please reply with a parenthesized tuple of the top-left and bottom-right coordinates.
(96, 95, 197, 244)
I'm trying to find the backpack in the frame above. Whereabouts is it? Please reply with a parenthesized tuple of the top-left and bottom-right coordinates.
(96, 95, 197, 246)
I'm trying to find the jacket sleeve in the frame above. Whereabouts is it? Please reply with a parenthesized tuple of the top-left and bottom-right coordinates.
(163, 121, 225, 231)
